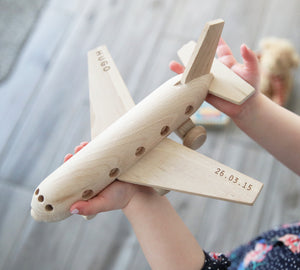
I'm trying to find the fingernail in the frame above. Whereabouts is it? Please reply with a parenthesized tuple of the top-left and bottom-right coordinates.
(71, 209, 79, 214)
(80, 141, 88, 147)
(64, 153, 73, 163)
(74, 145, 83, 154)
(242, 43, 249, 50)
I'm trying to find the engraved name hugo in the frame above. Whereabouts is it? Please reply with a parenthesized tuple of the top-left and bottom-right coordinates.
(96, 50, 111, 72)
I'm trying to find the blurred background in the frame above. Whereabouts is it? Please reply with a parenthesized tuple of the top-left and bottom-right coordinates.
(0, 0, 299, 269)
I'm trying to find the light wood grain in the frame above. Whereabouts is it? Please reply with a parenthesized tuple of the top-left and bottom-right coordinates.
(88, 45, 135, 139)
(31, 74, 212, 222)
(120, 138, 263, 204)
(1, 0, 300, 269)
(209, 58, 255, 104)
(175, 119, 207, 149)
(178, 40, 255, 104)
(33, 17, 258, 224)
(181, 19, 224, 84)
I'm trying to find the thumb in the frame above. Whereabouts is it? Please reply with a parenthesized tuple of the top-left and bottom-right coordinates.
(70, 181, 134, 216)
(70, 195, 109, 216)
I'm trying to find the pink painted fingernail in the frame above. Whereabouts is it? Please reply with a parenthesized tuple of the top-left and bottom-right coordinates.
(64, 153, 73, 162)
(74, 145, 82, 154)
(80, 141, 88, 147)
(71, 209, 79, 214)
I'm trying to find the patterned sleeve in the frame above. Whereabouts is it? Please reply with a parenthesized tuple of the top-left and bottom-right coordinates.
(201, 251, 231, 270)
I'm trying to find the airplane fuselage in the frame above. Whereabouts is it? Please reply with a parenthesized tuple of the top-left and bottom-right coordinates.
(31, 73, 213, 222)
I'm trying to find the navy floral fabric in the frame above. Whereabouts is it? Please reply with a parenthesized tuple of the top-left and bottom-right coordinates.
(203, 251, 231, 269)
(203, 222, 300, 270)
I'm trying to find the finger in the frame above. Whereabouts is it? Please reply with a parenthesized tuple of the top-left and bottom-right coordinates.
(74, 145, 83, 154)
(240, 44, 259, 73)
(70, 181, 132, 216)
(218, 37, 226, 46)
(169, 61, 185, 74)
(80, 141, 89, 147)
(217, 38, 233, 58)
(74, 141, 89, 154)
(70, 194, 109, 216)
(206, 93, 241, 117)
(64, 153, 73, 162)
(225, 44, 260, 88)
(217, 38, 237, 68)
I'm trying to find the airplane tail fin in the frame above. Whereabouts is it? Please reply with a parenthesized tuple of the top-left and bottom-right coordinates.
(180, 19, 224, 84)
(178, 31, 255, 104)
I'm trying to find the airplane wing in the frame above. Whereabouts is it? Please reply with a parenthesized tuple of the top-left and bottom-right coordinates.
(84, 47, 135, 219)
(177, 41, 255, 104)
(119, 138, 263, 205)
(87, 43, 262, 205)
(88, 46, 135, 139)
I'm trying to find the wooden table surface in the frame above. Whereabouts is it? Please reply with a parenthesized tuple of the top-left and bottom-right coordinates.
(0, 0, 299, 269)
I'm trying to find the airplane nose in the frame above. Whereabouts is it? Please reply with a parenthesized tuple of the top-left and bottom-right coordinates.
(31, 208, 39, 221)
(31, 187, 55, 221)
(34, 188, 54, 211)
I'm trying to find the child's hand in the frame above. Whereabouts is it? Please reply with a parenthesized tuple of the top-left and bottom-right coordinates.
(63, 141, 89, 162)
(170, 38, 260, 121)
(64, 142, 153, 216)
(70, 179, 150, 216)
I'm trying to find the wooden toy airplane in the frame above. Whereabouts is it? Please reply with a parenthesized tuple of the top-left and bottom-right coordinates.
(31, 19, 263, 222)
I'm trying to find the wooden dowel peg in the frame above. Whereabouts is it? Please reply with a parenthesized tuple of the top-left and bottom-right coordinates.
(175, 118, 195, 139)
(183, 125, 206, 150)
(175, 119, 207, 150)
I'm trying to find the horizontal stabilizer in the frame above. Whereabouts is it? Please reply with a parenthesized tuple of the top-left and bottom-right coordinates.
(177, 41, 255, 104)
(119, 139, 263, 205)
(209, 58, 255, 104)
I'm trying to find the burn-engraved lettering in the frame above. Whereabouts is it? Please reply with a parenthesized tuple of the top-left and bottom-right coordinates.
(96, 50, 111, 72)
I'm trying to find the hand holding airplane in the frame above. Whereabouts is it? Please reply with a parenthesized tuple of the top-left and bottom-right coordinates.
(31, 19, 263, 222)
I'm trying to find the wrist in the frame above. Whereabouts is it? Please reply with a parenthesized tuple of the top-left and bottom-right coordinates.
(122, 188, 205, 269)
(232, 91, 263, 126)
(122, 186, 158, 217)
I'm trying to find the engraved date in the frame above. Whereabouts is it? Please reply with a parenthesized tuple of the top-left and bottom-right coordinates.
(215, 168, 253, 191)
